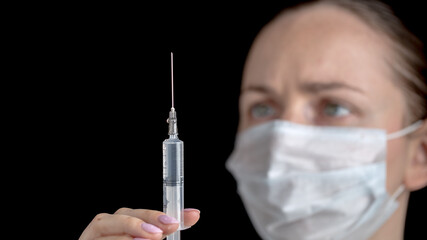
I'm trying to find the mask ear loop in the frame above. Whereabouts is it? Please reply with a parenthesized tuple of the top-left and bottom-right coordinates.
(387, 120, 424, 140)
(390, 184, 405, 200)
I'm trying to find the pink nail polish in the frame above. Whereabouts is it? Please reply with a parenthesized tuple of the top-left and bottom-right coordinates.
(184, 208, 200, 214)
(141, 223, 163, 234)
(159, 215, 180, 224)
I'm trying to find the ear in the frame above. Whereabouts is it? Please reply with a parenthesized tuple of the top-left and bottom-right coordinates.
(404, 121, 427, 191)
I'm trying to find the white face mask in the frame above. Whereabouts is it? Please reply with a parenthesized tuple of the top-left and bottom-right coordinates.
(226, 120, 422, 240)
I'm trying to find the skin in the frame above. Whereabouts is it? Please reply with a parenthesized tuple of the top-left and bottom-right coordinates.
(80, 3, 427, 240)
(240, 3, 427, 240)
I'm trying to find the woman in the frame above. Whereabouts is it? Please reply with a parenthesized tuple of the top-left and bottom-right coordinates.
(79, 0, 427, 239)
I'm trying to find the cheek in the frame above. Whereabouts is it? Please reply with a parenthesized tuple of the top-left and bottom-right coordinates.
(385, 139, 409, 193)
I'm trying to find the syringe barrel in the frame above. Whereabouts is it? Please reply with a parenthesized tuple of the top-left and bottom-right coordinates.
(163, 137, 184, 231)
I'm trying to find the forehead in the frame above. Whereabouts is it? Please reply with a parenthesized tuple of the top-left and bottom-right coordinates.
(242, 3, 394, 91)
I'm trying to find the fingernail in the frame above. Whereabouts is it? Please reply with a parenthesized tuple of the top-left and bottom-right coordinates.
(184, 208, 200, 214)
(158, 215, 179, 224)
(141, 223, 163, 234)
(134, 238, 150, 240)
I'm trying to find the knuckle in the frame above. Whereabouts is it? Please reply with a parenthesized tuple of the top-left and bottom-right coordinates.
(115, 207, 131, 215)
(91, 213, 110, 232)
(122, 215, 137, 226)
(122, 215, 143, 235)
(93, 213, 109, 222)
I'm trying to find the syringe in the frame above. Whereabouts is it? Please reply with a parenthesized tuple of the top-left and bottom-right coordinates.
(163, 52, 184, 240)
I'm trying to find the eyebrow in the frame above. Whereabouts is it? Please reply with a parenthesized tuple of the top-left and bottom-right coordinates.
(299, 82, 364, 94)
(242, 85, 275, 94)
(241, 85, 283, 103)
(243, 82, 363, 94)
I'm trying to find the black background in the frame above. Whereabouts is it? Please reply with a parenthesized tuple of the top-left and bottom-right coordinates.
(11, 1, 426, 239)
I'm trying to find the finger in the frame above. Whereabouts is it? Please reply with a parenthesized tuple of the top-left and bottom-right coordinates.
(115, 208, 201, 230)
(115, 208, 179, 236)
(92, 213, 163, 239)
(183, 208, 201, 228)
(96, 236, 136, 240)
(97, 236, 150, 240)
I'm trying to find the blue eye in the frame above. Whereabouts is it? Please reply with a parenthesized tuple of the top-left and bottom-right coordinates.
(323, 103, 350, 117)
(250, 103, 276, 119)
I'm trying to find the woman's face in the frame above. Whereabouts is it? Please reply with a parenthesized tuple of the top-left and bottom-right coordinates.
(239, 4, 418, 193)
